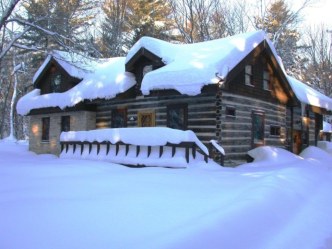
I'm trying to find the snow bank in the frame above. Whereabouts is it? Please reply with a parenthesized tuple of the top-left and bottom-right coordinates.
(244, 146, 302, 167)
(317, 141, 332, 154)
(300, 146, 332, 162)
(2, 141, 332, 249)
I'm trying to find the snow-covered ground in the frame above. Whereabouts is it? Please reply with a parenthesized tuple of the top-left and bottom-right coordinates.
(1, 139, 332, 249)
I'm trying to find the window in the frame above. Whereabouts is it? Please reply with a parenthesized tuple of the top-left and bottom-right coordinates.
(142, 65, 153, 77)
(167, 104, 188, 130)
(51, 74, 61, 92)
(225, 106, 236, 117)
(263, 70, 271, 90)
(42, 117, 50, 142)
(138, 112, 155, 127)
(61, 116, 70, 132)
(111, 108, 127, 128)
(270, 125, 281, 136)
(245, 65, 253, 86)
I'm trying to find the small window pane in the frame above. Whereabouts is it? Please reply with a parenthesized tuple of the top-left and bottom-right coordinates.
(51, 74, 61, 92)
(61, 116, 70, 132)
(270, 125, 281, 136)
(245, 65, 253, 86)
(111, 109, 127, 128)
(226, 106, 236, 117)
(263, 71, 270, 90)
(42, 117, 50, 141)
(167, 104, 188, 130)
(143, 65, 153, 77)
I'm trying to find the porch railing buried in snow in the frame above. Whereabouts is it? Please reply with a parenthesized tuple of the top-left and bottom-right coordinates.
(60, 140, 209, 165)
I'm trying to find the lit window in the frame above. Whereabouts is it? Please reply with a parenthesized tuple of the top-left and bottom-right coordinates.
(245, 65, 253, 86)
(263, 70, 271, 90)
(42, 117, 50, 141)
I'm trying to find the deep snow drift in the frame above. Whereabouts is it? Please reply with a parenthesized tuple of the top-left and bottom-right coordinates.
(1, 139, 332, 249)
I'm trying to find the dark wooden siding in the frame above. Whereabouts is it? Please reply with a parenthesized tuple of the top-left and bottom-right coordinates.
(95, 94, 217, 145)
(220, 92, 287, 161)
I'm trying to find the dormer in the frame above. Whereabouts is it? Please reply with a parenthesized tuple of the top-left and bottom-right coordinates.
(33, 55, 83, 95)
(125, 47, 165, 95)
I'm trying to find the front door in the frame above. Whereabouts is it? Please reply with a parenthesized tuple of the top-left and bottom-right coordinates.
(293, 130, 302, 154)
(251, 111, 265, 148)
(138, 111, 155, 127)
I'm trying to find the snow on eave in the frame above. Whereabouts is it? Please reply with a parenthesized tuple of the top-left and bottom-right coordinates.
(126, 30, 280, 96)
(17, 57, 136, 116)
(32, 51, 94, 86)
(32, 54, 52, 84)
(287, 76, 332, 111)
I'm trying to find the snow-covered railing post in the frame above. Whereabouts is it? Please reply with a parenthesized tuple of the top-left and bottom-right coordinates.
(209, 140, 225, 166)
(60, 128, 210, 168)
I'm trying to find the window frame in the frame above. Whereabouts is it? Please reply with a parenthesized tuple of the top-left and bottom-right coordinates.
(167, 104, 188, 130)
(263, 70, 271, 91)
(245, 65, 254, 86)
(270, 125, 281, 137)
(41, 117, 50, 142)
(51, 73, 62, 93)
(111, 108, 128, 128)
(61, 116, 70, 132)
(225, 106, 236, 118)
(138, 111, 156, 127)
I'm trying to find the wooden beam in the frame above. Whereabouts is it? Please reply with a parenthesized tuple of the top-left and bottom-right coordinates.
(125, 144, 129, 156)
(97, 143, 100, 155)
(159, 146, 163, 158)
(106, 143, 110, 155)
(185, 146, 190, 163)
(136, 146, 140, 157)
(172, 145, 176, 157)
(116, 143, 119, 156)
(89, 143, 92, 154)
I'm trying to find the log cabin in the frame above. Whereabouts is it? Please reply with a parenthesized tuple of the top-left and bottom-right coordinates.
(17, 30, 332, 166)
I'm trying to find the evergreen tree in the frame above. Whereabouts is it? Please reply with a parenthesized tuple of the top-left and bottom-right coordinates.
(255, 0, 300, 71)
(19, 0, 98, 52)
(99, 0, 129, 57)
(126, 0, 173, 46)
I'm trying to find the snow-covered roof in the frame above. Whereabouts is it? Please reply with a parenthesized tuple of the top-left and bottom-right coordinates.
(33, 51, 96, 84)
(287, 76, 332, 111)
(17, 57, 136, 115)
(127, 30, 280, 95)
(21, 30, 332, 116)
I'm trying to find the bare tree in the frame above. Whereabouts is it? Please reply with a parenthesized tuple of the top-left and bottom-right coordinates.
(302, 25, 332, 97)
(168, 0, 250, 43)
